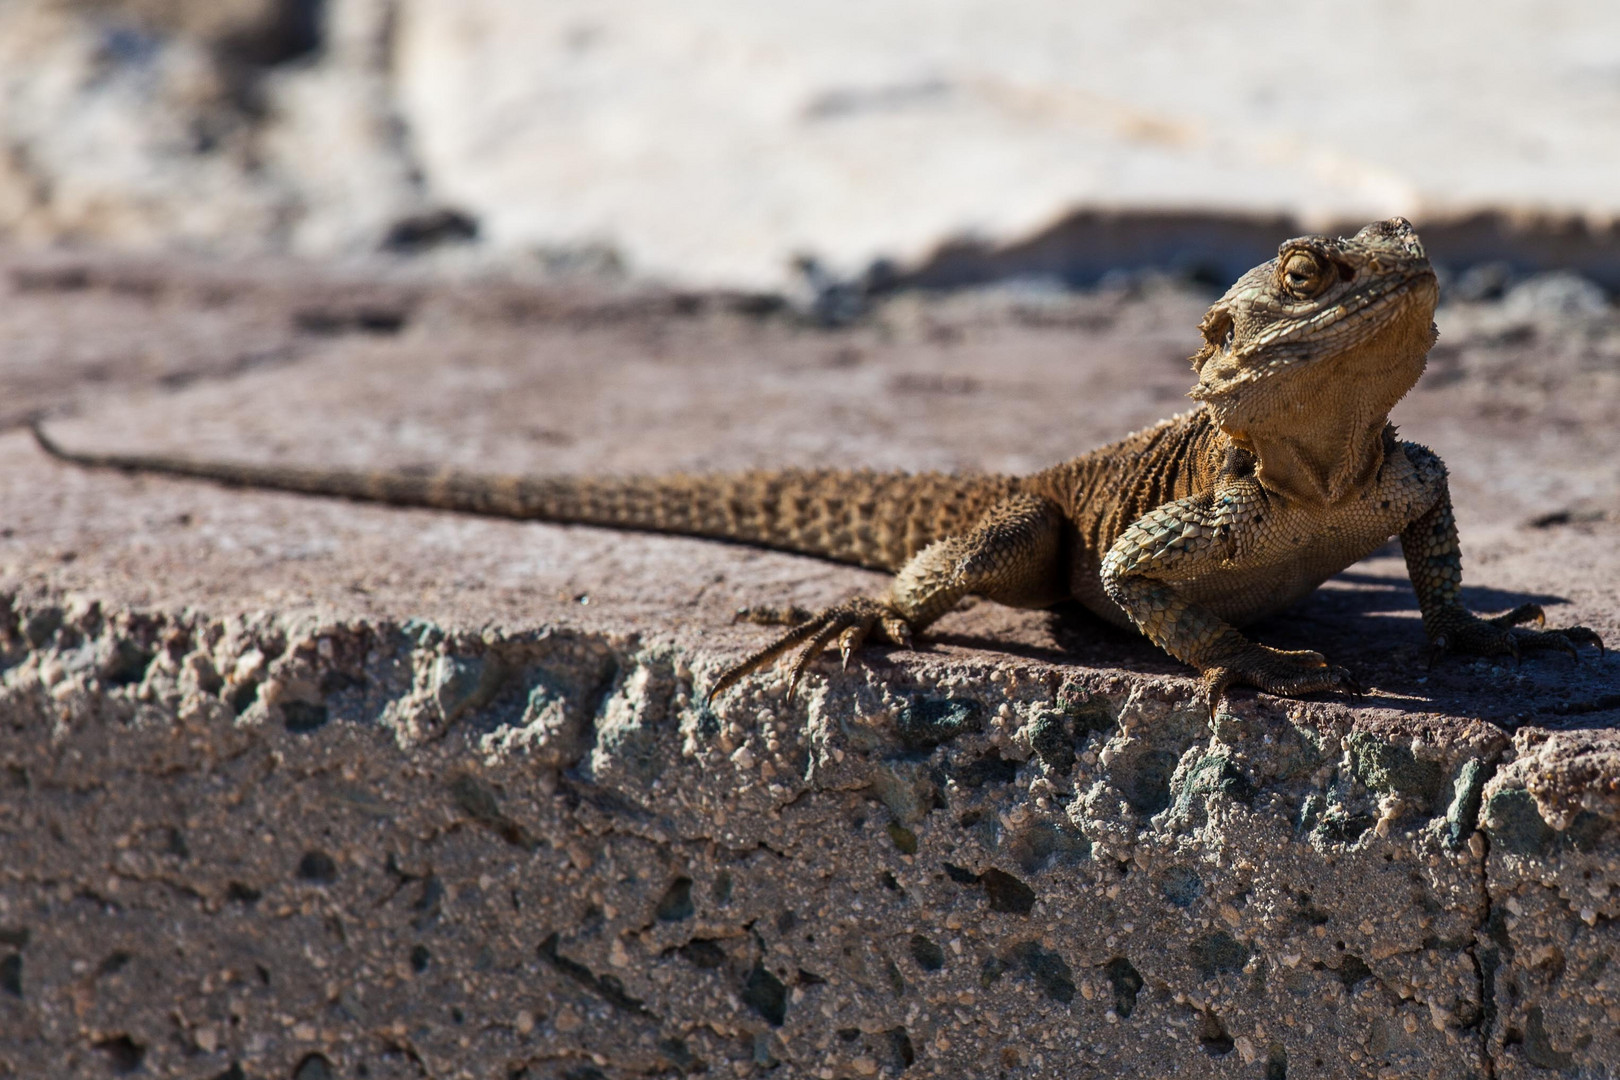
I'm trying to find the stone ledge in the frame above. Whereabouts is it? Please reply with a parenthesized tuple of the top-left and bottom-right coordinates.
(2, 595, 1617, 1078)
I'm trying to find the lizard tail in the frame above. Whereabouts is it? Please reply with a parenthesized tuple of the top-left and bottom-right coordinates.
(31, 423, 1018, 571)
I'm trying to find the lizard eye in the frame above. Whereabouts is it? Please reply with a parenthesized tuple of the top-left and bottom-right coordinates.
(1280, 251, 1332, 299)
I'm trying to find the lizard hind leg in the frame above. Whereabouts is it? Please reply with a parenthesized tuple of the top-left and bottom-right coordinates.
(706, 492, 1066, 703)
(705, 596, 912, 704)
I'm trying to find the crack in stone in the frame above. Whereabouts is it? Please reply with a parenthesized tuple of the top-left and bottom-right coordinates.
(1469, 742, 1508, 1080)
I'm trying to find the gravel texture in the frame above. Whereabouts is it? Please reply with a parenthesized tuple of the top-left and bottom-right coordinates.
(0, 252, 1617, 1078)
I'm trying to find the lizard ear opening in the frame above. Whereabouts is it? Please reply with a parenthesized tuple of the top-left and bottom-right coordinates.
(1193, 310, 1235, 371)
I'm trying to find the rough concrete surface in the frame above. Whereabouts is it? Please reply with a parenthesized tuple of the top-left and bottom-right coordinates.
(0, 252, 1618, 1079)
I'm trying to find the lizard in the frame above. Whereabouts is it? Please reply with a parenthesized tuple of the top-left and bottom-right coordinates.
(30, 217, 1602, 713)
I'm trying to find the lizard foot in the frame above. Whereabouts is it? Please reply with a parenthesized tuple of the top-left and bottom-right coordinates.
(1426, 605, 1604, 667)
(708, 597, 914, 703)
(1201, 644, 1361, 719)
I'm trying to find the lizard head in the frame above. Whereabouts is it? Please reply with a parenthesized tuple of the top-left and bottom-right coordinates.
(1187, 217, 1439, 431)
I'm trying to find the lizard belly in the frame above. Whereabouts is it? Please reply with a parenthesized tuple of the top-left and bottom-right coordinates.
(1178, 529, 1382, 627)
(1180, 453, 1441, 626)
(1072, 443, 1443, 631)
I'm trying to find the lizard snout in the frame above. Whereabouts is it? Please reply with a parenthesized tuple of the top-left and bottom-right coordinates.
(1353, 216, 1427, 260)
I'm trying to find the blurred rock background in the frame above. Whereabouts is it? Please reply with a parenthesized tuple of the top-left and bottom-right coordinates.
(2, 0, 1620, 288)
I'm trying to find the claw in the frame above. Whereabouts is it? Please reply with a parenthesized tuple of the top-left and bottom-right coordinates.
(1200, 667, 1239, 721)
(1426, 634, 1450, 670)
(704, 674, 734, 707)
(837, 623, 867, 670)
(709, 596, 916, 702)
(887, 618, 914, 651)
(785, 619, 845, 700)
(1336, 668, 1366, 697)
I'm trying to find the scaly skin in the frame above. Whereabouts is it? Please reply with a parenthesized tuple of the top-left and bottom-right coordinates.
(31, 218, 1601, 710)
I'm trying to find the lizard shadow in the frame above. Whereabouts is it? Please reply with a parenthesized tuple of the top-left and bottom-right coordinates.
(929, 603, 1191, 678)
(925, 628, 1203, 683)
(1230, 571, 1614, 728)
(930, 572, 1614, 730)
(1323, 569, 1571, 614)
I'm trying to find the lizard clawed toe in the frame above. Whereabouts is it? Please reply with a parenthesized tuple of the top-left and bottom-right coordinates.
(1201, 644, 1361, 718)
(838, 623, 871, 670)
(1423, 606, 1603, 670)
(1488, 603, 1546, 630)
(1566, 627, 1605, 657)
(786, 620, 846, 698)
(708, 596, 915, 704)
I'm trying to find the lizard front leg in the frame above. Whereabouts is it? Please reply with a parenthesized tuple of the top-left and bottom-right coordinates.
(1100, 487, 1358, 715)
(1400, 471, 1603, 663)
(707, 493, 1066, 701)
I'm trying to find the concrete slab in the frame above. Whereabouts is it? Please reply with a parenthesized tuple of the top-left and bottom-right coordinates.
(3, 253, 1616, 723)
(1, 252, 1618, 1077)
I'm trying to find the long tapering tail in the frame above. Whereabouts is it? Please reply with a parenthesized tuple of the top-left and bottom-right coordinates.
(32, 423, 1019, 572)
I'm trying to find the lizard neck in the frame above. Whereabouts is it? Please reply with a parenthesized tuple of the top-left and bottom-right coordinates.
(1214, 350, 1417, 508)
(1233, 414, 1388, 508)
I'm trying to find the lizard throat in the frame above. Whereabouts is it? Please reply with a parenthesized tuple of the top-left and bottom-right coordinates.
(1201, 281, 1438, 506)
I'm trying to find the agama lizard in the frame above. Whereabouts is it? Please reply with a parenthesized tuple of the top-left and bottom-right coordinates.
(32, 218, 1602, 711)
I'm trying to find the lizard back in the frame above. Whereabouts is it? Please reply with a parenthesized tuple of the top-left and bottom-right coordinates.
(1027, 408, 1232, 624)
